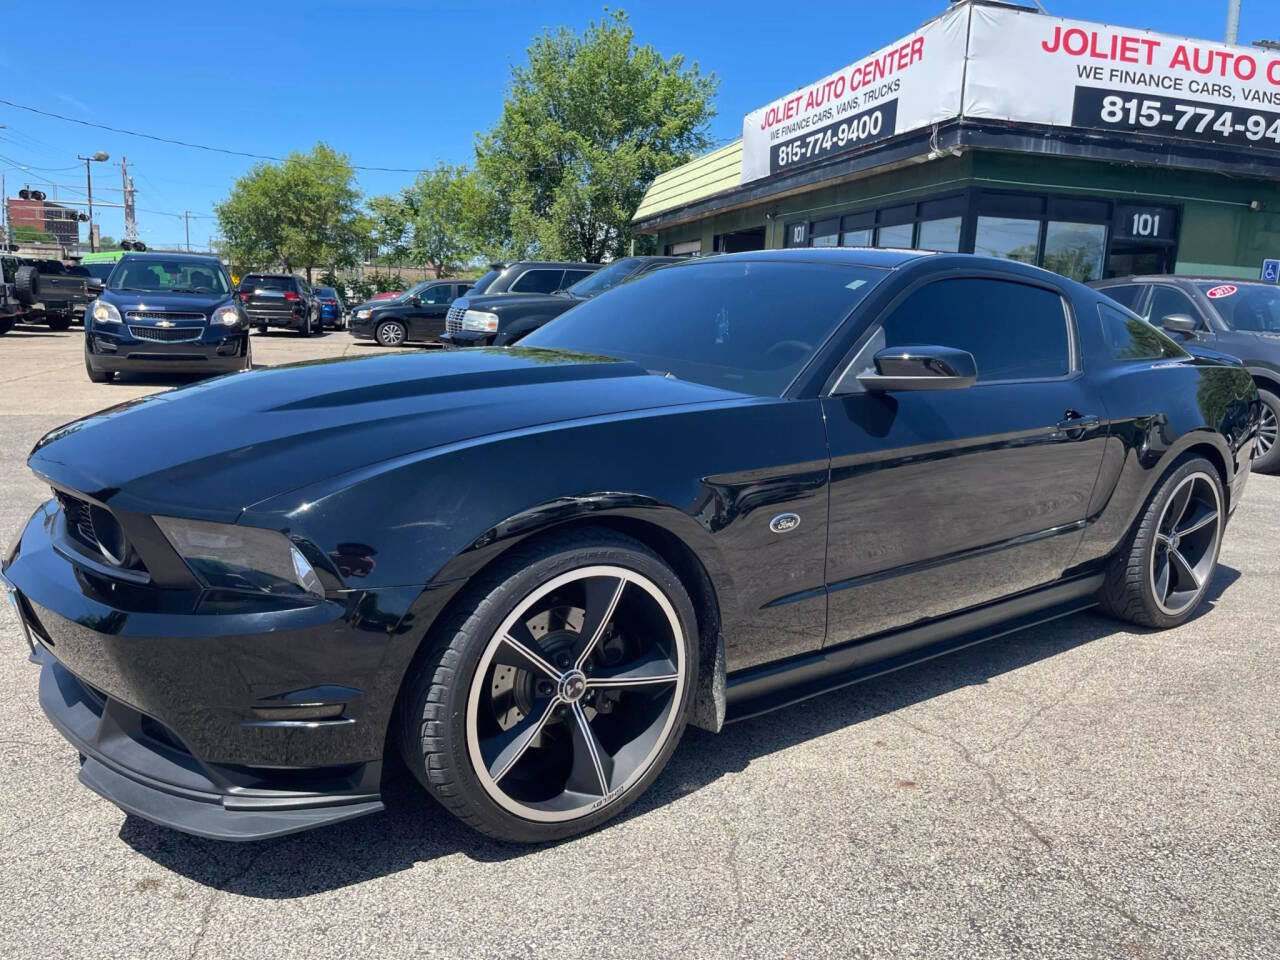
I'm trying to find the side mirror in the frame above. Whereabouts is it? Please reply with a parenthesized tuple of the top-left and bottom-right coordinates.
(856, 345, 977, 392)
(410, 295, 421, 306)
(1160, 313, 1198, 336)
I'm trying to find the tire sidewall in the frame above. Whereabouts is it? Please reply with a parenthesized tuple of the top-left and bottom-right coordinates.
(411, 536, 699, 842)
(377, 320, 406, 346)
(1252, 388, 1280, 474)
(1133, 456, 1225, 628)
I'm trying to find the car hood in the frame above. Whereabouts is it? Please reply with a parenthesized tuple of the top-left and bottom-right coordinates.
(29, 348, 747, 522)
(100, 289, 232, 312)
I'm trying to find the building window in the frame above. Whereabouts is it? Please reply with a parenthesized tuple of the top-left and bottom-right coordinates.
(876, 223, 913, 248)
(1043, 221, 1107, 282)
(917, 217, 963, 252)
(840, 212, 875, 248)
(810, 217, 840, 247)
(841, 228, 873, 247)
(666, 239, 702, 257)
(975, 216, 1040, 264)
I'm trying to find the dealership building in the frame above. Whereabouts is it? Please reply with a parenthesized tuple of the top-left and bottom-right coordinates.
(633, 0, 1280, 282)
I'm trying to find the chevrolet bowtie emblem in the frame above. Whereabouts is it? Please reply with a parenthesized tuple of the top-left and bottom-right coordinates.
(156, 320, 174, 327)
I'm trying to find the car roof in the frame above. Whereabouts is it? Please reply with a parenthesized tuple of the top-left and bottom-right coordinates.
(1091, 275, 1269, 286)
(119, 252, 222, 265)
(503, 261, 602, 269)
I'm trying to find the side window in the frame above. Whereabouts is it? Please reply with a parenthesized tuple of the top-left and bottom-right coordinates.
(563, 269, 594, 287)
(456, 284, 472, 297)
(1099, 284, 1146, 311)
(877, 278, 1071, 382)
(510, 269, 565, 294)
(422, 284, 453, 304)
(1145, 286, 1201, 329)
(1099, 302, 1186, 361)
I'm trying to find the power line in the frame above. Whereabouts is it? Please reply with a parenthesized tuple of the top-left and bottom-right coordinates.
(0, 97, 434, 174)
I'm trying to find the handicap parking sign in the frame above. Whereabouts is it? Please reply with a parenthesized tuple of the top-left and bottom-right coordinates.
(1263, 259, 1280, 284)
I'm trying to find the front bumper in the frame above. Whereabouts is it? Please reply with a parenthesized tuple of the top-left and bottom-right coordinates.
(0, 500, 417, 841)
(439, 330, 496, 349)
(87, 324, 248, 375)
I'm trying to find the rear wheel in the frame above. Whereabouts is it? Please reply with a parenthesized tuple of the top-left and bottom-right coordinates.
(1252, 388, 1280, 474)
(376, 320, 407, 347)
(1100, 456, 1224, 629)
(257, 324, 267, 335)
(399, 529, 697, 842)
(0, 316, 13, 335)
(297, 314, 311, 337)
(47, 314, 72, 332)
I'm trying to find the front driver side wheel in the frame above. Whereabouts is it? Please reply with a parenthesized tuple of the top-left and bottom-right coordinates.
(376, 320, 407, 347)
(1100, 456, 1224, 629)
(399, 529, 698, 843)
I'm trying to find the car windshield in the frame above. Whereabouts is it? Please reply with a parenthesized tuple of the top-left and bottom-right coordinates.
(1196, 282, 1280, 333)
(468, 268, 502, 295)
(110, 258, 230, 294)
(315, 287, 338, 298)
(522, 259, 887, 396)
(562, 259, 645, 299)
(393, 280, 435, 302)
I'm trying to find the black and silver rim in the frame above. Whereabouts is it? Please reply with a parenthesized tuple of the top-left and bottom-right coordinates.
(1149, 471, 1222, 617)
(1257, 402, 1277, 459)
(466, 565, 686, 823)
(379, 323, 405, 346)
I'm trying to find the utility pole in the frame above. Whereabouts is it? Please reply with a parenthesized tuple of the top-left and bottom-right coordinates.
(77, 151, 109, 251)
(1226, 0, 1241, 44)
(120, 156, 138, 247)
(184, 211, 191, 251)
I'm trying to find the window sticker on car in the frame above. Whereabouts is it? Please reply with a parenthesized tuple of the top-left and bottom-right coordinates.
(1206, 284, 1238, 299)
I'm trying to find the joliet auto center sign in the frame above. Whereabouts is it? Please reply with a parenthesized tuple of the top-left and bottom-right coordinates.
(741, 3, 1280, 183)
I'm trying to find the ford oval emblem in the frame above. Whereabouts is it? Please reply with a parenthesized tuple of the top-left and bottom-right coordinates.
(769, 513, 801, 534)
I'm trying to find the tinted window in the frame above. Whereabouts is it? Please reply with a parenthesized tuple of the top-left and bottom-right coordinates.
(1099, 302, 1186, 361)
(1145, 285, 1200, 328)
(510, 269, 565, 294)
(241, 275, 294, 291)
(564, 259, 640, 298)
(468, 269, 502, 295)
(974, 217, 1039, 263)
(523, 260, 887, 396)
(1099, 284, 1146, 310)
(421, 284, 454, 304)
(877, 278, 1070, 382)
(1194, 282, 1280, 333)
(563, 269, 594, 287)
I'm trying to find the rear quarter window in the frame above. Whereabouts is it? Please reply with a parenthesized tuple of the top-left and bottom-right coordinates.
(1098, 302, 1186, 361)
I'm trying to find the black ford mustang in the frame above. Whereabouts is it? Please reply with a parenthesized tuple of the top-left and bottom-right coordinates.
(1, 250, 1258, 843)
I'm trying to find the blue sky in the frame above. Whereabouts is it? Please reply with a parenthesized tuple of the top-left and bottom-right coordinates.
(0, 0, 1272, 250)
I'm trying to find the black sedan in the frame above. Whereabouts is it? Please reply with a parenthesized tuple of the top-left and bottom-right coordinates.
(84, 253, 251, 383)
(439, 256, 679, 348)
(2, 250, 1257, 843)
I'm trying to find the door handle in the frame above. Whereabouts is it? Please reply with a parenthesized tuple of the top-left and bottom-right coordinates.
(1055, 412, 1100, 438)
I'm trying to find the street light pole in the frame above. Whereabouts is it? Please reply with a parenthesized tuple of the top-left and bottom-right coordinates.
(76, 151, 110, 252)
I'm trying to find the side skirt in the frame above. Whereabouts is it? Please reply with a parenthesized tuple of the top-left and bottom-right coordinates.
(724, 573, 1105, 723)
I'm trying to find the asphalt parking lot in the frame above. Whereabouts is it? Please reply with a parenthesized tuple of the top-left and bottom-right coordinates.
(1, 325, 1278, 960)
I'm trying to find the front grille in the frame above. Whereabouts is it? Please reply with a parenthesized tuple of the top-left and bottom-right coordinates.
(54, 490, 100, 553)
(445, 305, 466, 333)
(125, 311, 205, 323)
(128, 325, 203, 342)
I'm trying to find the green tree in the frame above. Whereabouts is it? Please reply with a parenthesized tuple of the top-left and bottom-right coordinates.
(476, 9, 717, 263)
(367, 193, 412, 270)
(216, 142, 365, 281)
(402, 164, 486, 277)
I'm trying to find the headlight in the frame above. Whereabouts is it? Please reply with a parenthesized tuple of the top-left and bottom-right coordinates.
(90, 300, 122, 325)
(462, 310, 499, 333)
(155, 516, 325, 600)
(211, 305, 240, 326)
(356, 308, 372, 319)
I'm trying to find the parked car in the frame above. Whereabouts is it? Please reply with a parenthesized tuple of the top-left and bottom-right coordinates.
(2, 250, 1257, 845)
(82, 252, 250, 383)
(461, 260, 602, 301)
(440, 256, 679, 348)
(370, 290, 401, 301)
(238, 273, 321, 336)
(349, 279, 473, 346)
(313, 286, 346, 330)
(1092, 276, 1280, 473)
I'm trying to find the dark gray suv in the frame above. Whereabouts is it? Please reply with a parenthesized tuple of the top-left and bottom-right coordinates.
(1092, 275, 1280, 472)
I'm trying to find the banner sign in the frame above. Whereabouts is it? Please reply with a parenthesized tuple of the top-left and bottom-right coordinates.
(739, 6, 967, 184)
(739, 5, 1280, 185)
(964, 6, 1280, 153)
